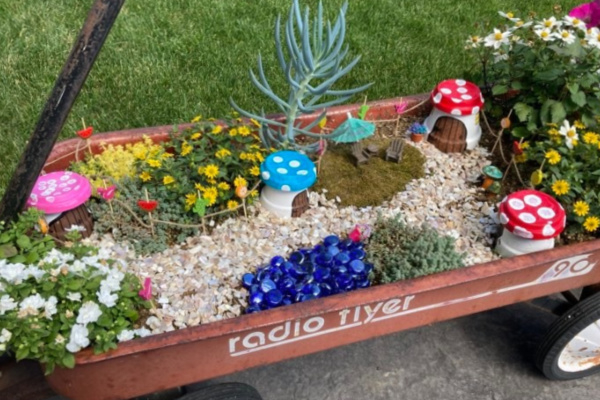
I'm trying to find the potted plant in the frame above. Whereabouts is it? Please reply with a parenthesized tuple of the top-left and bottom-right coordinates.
(408, 122, 427, 142)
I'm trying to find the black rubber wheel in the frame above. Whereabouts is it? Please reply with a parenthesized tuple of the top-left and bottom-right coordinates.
(178, 383, 263, 400)
(535, 291, 600, 380)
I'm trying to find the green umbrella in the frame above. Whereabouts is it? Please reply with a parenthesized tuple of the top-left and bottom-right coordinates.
(331, 113, 376, 143)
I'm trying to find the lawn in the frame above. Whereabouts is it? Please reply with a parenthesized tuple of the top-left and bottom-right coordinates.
(0, 0, 580, 196)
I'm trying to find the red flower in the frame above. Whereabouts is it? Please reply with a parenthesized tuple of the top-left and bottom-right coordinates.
(348, 226, 362, 243)
(97, 185, 116, 201)
(77, 126, 94, 139)
(512, 141, 523, 155)
(137, 200, 158, 212)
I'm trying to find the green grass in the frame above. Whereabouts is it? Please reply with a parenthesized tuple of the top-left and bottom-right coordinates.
(0, 0, 579, 196)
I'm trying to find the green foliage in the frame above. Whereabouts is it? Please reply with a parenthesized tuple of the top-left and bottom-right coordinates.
(0, 208, 54, 264)
(0, 246, 150, 374)
(366, 214, 465, 283)
(467, 11, 600, 138)
(231, 0, 372, 153)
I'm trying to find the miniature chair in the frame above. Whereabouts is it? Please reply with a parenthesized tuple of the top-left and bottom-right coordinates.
(351, 142, 369, 166)
(385, 138, 404, 163)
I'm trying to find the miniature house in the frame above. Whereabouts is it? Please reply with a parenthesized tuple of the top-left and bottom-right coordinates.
(424, 79, 484, 153)
(495, 190, 566, 258)
(26, 171, 93, 240)
(260, 151, 317, 218)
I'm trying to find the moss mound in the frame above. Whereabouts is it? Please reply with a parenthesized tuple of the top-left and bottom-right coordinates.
(313, 137, 425, 207)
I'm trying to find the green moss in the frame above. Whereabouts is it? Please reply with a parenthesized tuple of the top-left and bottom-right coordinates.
(313, 138, 425, 207)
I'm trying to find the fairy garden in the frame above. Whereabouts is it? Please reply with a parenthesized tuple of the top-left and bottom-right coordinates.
(3, 0, 600, 373)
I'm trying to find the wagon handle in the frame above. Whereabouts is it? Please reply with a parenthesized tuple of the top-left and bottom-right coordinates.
(0, 0, 126, 223)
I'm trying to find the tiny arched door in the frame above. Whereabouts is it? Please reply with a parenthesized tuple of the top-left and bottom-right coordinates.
(291, 190, 310, 217)
(428, 117, 467, 153)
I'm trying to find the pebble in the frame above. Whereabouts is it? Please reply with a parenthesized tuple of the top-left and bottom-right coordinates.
(85, 141, 499, 335)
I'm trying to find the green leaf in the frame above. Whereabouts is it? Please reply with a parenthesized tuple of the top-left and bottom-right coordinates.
(582, 112, 596, 128)
(96, 314, 113, 328)
(16, 235, 31, 250)
(15, 347, 29, 361)
(540, 100, 554, 125)
(0, 244, 18, 258)
(567, 83, 580, 94)
(513, 103, 532, 122)
(491, 84, 508, 95)
(357, 105, 370, 120)
(62, 353, 76, 369)
(193, 198, 209, 218)
(571, 91, 586, 107)
(550, 102, 567, 124)
(68, 279, 84, 291)
(534, 69, 564, 82)
(510, 81, 523, 90)
(511, 127, 530, 138)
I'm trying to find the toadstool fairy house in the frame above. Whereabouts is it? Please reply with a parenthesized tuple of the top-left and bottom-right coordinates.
(424, 79, 484, 153)
(495, 190, 566, 258)
(260, 151, 317, 218)
(26, 171, 93, 240)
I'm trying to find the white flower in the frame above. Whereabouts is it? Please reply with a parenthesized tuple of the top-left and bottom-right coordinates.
(586, 28, 600, 49)
(563, 15, 587, 31)
(0, 328, 12, 343)
(535, 28, 555, 42)
(70, 260, 88, 273)
(465, 35, 482, 49)
(24, 266, 46, 281)
(134, 328, 151, 338)
(97, 288, 118, 308)
(55, 334, 65, 344)
(76, 301, 102, 325)
(535, 16, 561, 31)
(0, 262, 26, 284)
(554, 29, 577, 44)
(484, 28, 512, 49)
(44, 296, 58, 319)
(498, 11, 520, 22)
(65, 225, 86, 232)
(66, 324, 90, 353)
(18, 293, 46, 317)
(100, 269, 125, 293)
(117, 329, 135, 342)
(559, 120, 579, 149)
(0, 294, 18, 315)
(67, 292, 82, 302)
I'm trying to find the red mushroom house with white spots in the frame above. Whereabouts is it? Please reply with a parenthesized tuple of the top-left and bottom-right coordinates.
(495, 190, 566, 258)
(424, 79, 484, 153)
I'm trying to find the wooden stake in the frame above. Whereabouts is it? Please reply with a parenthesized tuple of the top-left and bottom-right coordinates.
(144, 188, 155, 237)
(103, 179, 114, 214)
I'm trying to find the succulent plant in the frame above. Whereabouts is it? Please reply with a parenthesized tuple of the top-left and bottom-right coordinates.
(231, 0, 372, 154)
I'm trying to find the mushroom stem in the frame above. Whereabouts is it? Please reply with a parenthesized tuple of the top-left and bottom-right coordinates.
(482, 176, 494, 189)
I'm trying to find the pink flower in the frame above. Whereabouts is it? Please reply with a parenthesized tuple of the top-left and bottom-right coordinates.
(97, 185, 116, 201)
(138, 278, 152, 301)
(570, 1, 600, 27)
(348, 226, 361, 243)
(394, 101, 408, 115)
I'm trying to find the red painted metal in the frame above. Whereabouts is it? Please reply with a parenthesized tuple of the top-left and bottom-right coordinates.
(40, 96, 600, 400)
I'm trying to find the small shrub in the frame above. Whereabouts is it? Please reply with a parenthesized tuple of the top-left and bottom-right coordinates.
(0, 208, 54, 264)
(366, 214, 465, 283)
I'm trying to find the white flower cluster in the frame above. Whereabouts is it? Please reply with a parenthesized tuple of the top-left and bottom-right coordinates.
(116, 327, 151, 343)
(97, 269, 124, 308)
(0, 328, 12, 351)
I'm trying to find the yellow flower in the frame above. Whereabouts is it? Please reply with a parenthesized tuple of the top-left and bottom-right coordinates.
(574, 120, 585, 129)
(227, 200, 239, 210)
(520, 141, 530, 150)
(197, 166, 204, 175)
(161, 152, 174, 159)
(250, 118, 260, 127)
(545, 150, 561, 165)
(574, 201, 590, 217)
(139, 171, 152, 182)
(181, 141, 193, 156)
(185, 193, 198, 208)
(249, 189, 259, 198)
(191, 115, 202, 123)
(238, 126, 251, 136)
(234, 176, 248, 189)
(218, 182, 231, 191)
(229, 128, 238, 137)
(583, 216, 600, 232)
(548, 128, 560, 136)
(211, 125, 223, 134)
(133, 148, 147, 160)
(514, 154, 527, 163)
(203, 164, 219, 179)
(239, 152, 248, 161)
(147, 159, 161, 168)
(215, 148, 232, 159)
(551, 180, 570, 196)
(163, 175, 175, 185)
(194, 183, 205, 191)
(254, 152, 265, 162)
(240, 152, 256, 162)
(530, 170, 544, 186)
(206, 178, 217, 185)
(202, 187, 218, 206)
(191, 132, 202, 140)
(250, 165, 260, 176)
(583, 132, 599, 144)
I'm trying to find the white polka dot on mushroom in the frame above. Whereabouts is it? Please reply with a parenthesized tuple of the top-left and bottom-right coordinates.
(433, 93, 443, 104)
(262, 171, 270, 180)
(440, 88, 452, 94)
(273, 156, 283, 163)
(508, 198, 525, 210)
(461, 95, 473, 100)
(451, 109, 462, 116)
(451, 98, 463, 104)
(500, 212, 509, 224)
(472, 106, 480, 115)
(297, 170, 308, 176)
(289, 160, 300, 168)
(514, 226, 534, 239)
(281, 185, 291, 192)
(524, 194, 542, 207)
(543, 224, 556, 237)
(518, 213, 536, 224)
(456, 79, 466, 86)
(538, 207, 555, 219)
(276, 168, 288, 174)
(457, 87, 468, 94)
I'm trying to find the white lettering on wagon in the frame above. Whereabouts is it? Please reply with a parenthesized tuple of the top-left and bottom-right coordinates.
(229, 254, 597, 357)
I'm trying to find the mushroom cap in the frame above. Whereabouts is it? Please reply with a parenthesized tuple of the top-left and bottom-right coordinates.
(430, 79, 484, 116)
(482, 165, 503, 179)
(26, 171, 92, 214)
(498, 190, 566, 240)
(260, 150, 317, 192)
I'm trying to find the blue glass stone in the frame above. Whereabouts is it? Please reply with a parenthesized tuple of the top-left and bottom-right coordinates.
(350, 248, 366, 260)
(333, 265, 348, 276)
(364, 262, 374, 274)
(250, 284, 259, 294)
(335, 273, 352, 289)
(280, 261, 295, 274)
(356, 278, 370, 288)
(246, 305, 261, 314)
(312, 244, 325, 253)
(339, 238, 353, 250)
(324, 235, 340, 247)
(309, 252, 319, 264)
(299, 248, 311, 255)
(350, 242, 364, 250)
(294, 292, 304, 302)
(342, 280, 355, 291)
(278, 276, 296, 292)
(289, 251, 305, 264)
(349, 259, 365, 274)
(301, 274, 315, 285)
(319, 282, 333, 296)
(270, 255, 285, 268)
(301, 293, 317, 302)
(242, 273, 255, 289)
(289, 263, 307, 279)
(282, 297, 293, 306)
(316, 252, 333, 267)
(250, 291, 264, 306)
(302, 283, 321, 297)
(334, 252, 351, 265)
(266, 289, 284, 306)
(327, 246, 341, 257)
(260, 278, 277, 293)
(314, 266, 331, 282)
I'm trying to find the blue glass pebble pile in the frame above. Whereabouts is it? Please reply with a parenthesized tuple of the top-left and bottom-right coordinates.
(243, 235, 372, 313)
